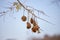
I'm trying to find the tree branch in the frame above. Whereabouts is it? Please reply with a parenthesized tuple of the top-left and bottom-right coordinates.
(17, 0, 54, 25)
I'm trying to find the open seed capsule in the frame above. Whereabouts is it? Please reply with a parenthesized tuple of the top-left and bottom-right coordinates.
(32, 24, 39, 33)
(32, 27, 36, 32)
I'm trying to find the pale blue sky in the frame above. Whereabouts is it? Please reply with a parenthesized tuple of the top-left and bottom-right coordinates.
(0, 0, 60, 40)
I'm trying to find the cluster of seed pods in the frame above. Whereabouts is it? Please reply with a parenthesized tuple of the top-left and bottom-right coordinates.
(21, 15, 40, 33)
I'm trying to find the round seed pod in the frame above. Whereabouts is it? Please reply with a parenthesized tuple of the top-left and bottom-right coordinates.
(26, 22, 31, 29)
(32, 27, 36, 32)
(21, 16, 26, 21)
(32, 24, 39, 33)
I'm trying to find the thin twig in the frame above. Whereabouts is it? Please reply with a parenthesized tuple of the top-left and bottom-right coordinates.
(17, 0, 54, 25)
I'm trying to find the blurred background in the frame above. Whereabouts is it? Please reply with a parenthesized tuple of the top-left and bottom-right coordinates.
(0, 0, 60, 40)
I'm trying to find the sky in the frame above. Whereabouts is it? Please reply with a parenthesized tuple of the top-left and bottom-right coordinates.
(0, 0, 60, 40)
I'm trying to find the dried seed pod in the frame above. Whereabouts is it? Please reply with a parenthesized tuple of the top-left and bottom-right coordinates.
(32, 24, 39, 33)
(30, 18, 34, 24)
(26, 22, 31, 29)
(30, 18, 36, 26)
(32, 27, 36, 32)
(21, 16, 26, 21)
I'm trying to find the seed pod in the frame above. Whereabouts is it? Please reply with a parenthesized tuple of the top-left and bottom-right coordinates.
(30, 18, 36, 26)
(26, 22, 31, 29)
(32, 24, 39, 33)
(32, 27, 36, 32)
(21, 16, 26, 21)
(30, 18, 34, 24)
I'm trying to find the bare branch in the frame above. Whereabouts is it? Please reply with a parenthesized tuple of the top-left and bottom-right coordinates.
(26, 6, 50, 17)
(17, 0, 53, 25)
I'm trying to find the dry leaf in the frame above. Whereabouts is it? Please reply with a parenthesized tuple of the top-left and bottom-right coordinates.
(13, 2, 22, 11)
(16, 4, 21, 11)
